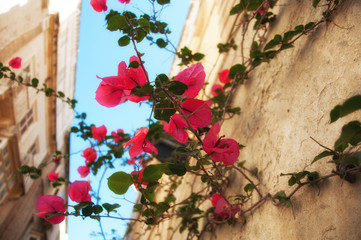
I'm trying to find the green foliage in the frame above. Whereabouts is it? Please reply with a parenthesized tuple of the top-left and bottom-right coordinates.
(118, 36, 131, 46)
(108, 172, 133, 195)
(167, 81, 188, 95)
(130, 84, 153, 97)
(312, 150, 335, 164)
(229, 64, 246, 79)
(156, 38, 168, 48)
(217, 39, 238, 53)
(313, 0, 321, 8)
(330, 95, 361, 123)
(334, 121, 361, 152)
(157, 0, 170, 5)
(154, 98, 176, 122)
(142, 164, 167, 182)
(281, 171, 320, 186)
(177, 46, 204, 65)
(102, 203, 121, 214)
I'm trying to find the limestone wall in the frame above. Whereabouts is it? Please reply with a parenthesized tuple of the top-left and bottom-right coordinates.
(130, 0, 361, 239)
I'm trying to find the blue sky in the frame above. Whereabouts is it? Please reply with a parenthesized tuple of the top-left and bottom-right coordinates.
(68, 0, 190, 239)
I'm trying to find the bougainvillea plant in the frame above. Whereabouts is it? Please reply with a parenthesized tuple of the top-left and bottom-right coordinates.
(1, 0, 357, 239)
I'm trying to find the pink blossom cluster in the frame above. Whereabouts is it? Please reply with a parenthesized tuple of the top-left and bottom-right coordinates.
(90, 0, 130, 13)
(33, 181, 91, 224)
(210, 69, 231, 97)
(211, 193, 240, 221)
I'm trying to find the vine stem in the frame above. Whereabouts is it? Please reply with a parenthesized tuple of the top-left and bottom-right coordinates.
(231, 165, 263, 198)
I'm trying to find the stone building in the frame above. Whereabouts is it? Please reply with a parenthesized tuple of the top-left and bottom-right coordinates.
(127, 0, 361, 239)
(0, 0, 80, 239)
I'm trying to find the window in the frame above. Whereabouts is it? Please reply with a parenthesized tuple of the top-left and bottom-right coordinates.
(0, 137, 16, 204)
(19, 108, 34, 135)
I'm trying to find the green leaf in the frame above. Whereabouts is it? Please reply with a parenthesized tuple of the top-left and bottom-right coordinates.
(129, 61, 140, 68)
(157, 0, 170, 5)
(175, 147, 200, 157)
(130, 84, 153, 97)
(167, 163, 187, 176)
(229, 64, 246, 79)
(138, 18, 150, 32)
(283, 31, 295, 43)
(57, 91, 65, 98)
(307, 171, 320, 181)
(264, 34, 282, 51)
(118, 35, 130, 47)
(156, 38, 168, 48)
(142, 164, 166, 182)
(155, 74, 169, 88)
(193, 53, 204, 61)
(107, 15, 128, 31)
(93, 205, 103, 214)
(334, 121, 361, 152)
(168, 81, 188, 95)
(294, 25, 304, 34)
(273, 190, 288, 203)
(144, 185, 156, 201)
(107, 171, 133, 195)
(82, 205, 93, 216)
(154, 99, 176, 122)
(45, 88, 54, 96)
(133, 204, 143, 212)
(305, 22, 315, 31)
(31, 78, 39, 87)
(136, 28, 147, 43)
(330, 95, 361, 123)
(312, 150, 334, 164)
(288, 176, 297, 186)
(102, 203, 120, 214)
(313, 0, 321, 8)
(244, 183, 254, 192)
(230, 2, 245, 15)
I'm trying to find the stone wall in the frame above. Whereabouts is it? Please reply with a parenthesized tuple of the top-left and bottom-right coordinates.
(130, 1, 361, 239)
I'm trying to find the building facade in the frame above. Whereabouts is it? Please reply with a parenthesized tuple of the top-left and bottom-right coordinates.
(128, 0, 361, 239)
(0, 0, 80, 239)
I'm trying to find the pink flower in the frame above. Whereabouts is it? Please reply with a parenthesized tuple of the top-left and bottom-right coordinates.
(91, 125, 107, 141)
(33, 195, 66, 224)
(48, 171, 59, 181)
(257, 3, 268, 15)
(8, 57, 22, 69)
(218, 69, 230, 84)
(118, 0, 130, 3)
(53, 157, 61, 164)
(90, 0, 107, 12)
(163, 114, 188, 143)
(211, 84, 223, 96)
(77, 166, 90, 178)
(68, 181, 91, 203)
(111, 128, 124, 143)
(95, 56, 148, 107)
(211, 193, 240, 220)
(174, 63, 205, 98)
(82, 148, 97, 164)
(203, 122, 239, 165)
(180, 99, 212, 128)
(123, 127, 158, 158)
(131, 168, 148, 190)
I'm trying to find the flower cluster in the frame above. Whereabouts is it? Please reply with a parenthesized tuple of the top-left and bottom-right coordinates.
(211, 193, 240, 221)
(95, 56, 148, 107)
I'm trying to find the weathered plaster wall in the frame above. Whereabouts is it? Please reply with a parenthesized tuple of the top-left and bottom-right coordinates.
(130, 0, 361, 239)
